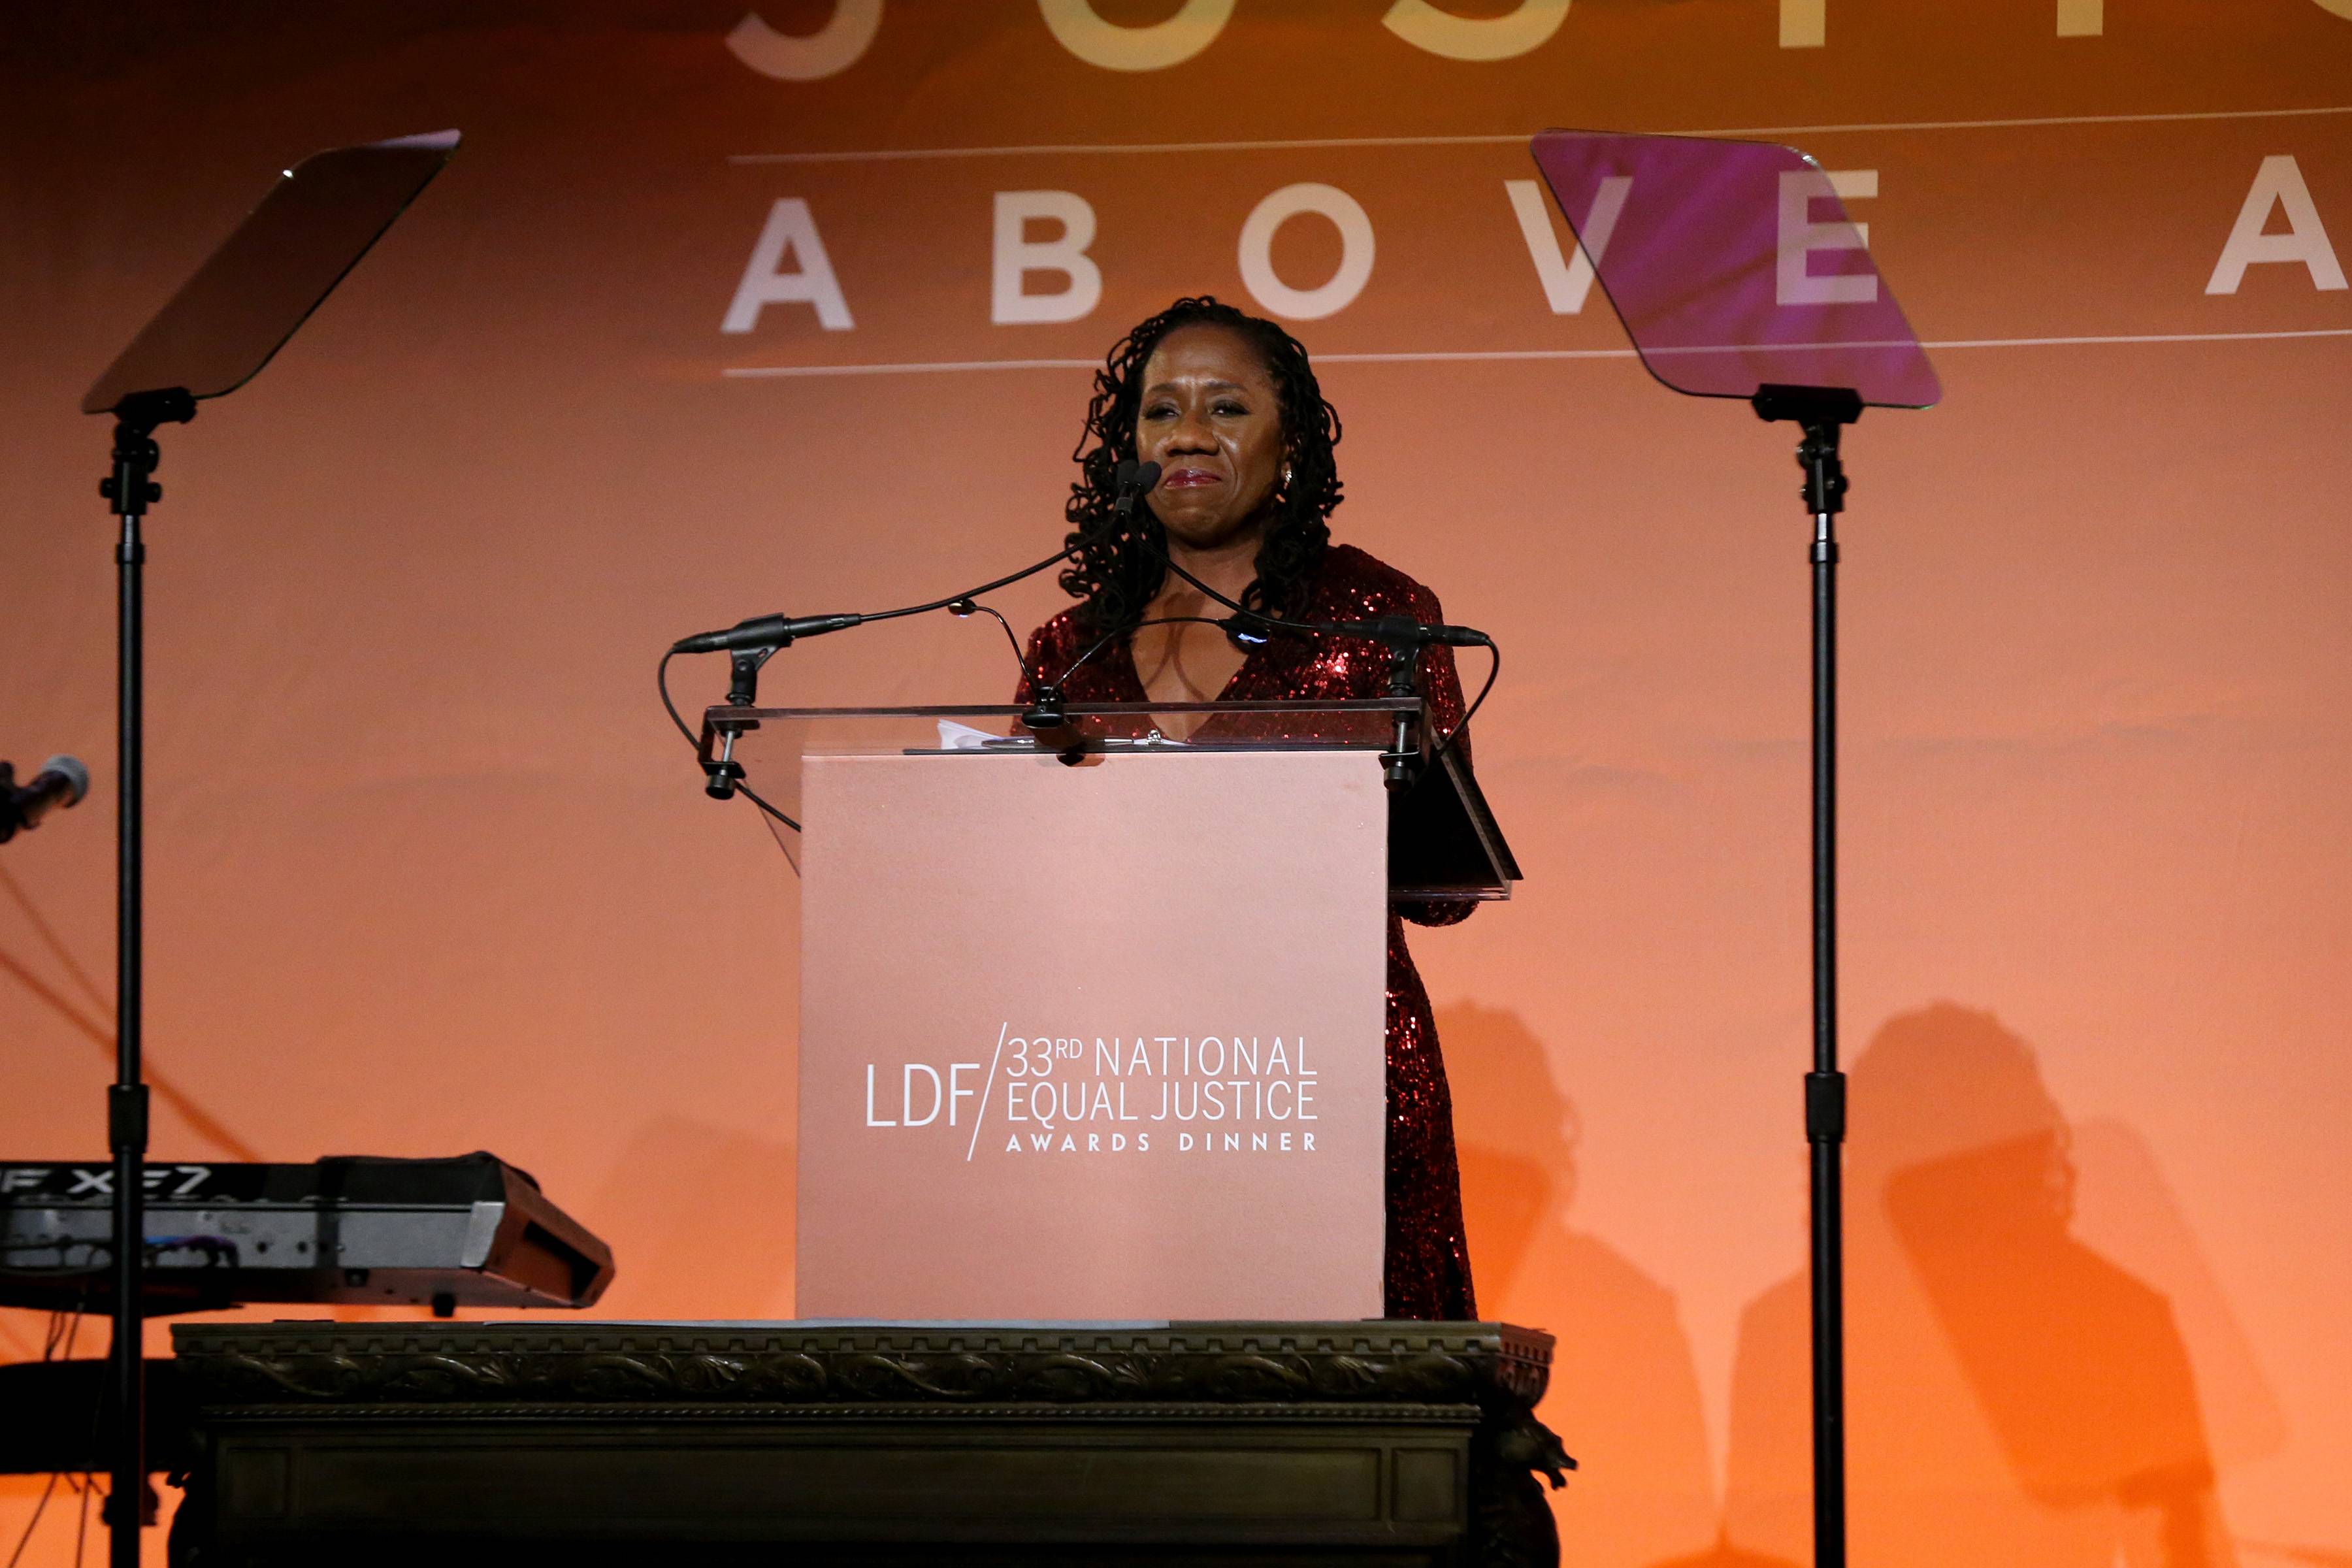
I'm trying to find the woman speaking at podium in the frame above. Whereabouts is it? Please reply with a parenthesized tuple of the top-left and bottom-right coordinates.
(1016, 297, 1478, 1320)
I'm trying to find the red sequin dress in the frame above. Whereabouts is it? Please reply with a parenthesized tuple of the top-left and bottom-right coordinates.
(1016, 544, 1478, 1320)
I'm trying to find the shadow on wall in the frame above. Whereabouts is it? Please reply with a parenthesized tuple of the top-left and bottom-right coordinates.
(1717, 1002, 2277, 1568)
(583, 1115, 798, 1319)
(1439, 1000, 1719, 1568)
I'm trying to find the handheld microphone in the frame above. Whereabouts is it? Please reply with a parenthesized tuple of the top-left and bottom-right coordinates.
(670, 611, 864, 655)
(1114, 459, 1162, 521)
(0, 755, 91, 843)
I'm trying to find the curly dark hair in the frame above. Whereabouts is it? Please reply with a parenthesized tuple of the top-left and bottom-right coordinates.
(1060, 296, 1343, 634)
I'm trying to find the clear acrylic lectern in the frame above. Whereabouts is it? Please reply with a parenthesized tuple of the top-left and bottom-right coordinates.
(702, 697, 1520, 902)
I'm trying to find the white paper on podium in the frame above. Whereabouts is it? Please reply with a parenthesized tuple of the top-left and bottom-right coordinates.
(796, 747, 1388, 1320)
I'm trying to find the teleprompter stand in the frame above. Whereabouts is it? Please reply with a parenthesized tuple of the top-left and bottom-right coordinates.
(76, 129, 458, 1568)
(95, 384, 195, 1545)
(1752, 380, 1864, 1563)
(1530, 130, 1941, 1568)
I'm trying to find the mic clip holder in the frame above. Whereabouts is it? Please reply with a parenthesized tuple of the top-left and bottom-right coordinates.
(1380, 661, 1422, 790)
(1021, 688, 1068, 731)
(702, 645, 779, 800)
(725, 644, 777, 708)
(1359, 615, 1429, 792)
(1019, 689, 1090, 766)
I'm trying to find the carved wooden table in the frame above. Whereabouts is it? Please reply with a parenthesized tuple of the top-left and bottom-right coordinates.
(167, 1319, 1569, 1566)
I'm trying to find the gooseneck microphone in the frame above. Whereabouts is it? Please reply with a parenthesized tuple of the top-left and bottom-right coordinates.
(1023, 459, 1162, 732)
(1132, 545, 1499, 787)
(662, 540, 1092, 826)
(670, 610, 865, 655)
(668, 536, 1094, 662)
(1113, 458, 1162, 521)
(0, 755, 91, 843)
(1107, 480, 1489, 652)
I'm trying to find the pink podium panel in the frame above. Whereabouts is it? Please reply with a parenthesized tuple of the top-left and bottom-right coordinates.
(796, 747, 1389, 1320)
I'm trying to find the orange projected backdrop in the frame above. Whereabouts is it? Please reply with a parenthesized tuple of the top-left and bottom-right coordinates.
(3, 4, 2349, 1565)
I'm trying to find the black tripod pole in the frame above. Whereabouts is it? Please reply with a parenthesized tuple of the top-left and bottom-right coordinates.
(1754, 382, 1861, 1568)
(97, 386, 193, 1567)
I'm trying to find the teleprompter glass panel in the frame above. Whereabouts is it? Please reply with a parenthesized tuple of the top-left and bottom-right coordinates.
(1529, 129, 1940, 409)
(82, 131, 460, 415)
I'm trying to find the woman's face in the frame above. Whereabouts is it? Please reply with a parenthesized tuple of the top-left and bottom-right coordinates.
(1133, 324, 1286, 552)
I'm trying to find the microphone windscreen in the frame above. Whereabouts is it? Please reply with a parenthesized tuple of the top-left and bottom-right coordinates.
(1132, 461, 1162, 494)
(39, 756, 89, 806)
(1115, 457, 1139, 490)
